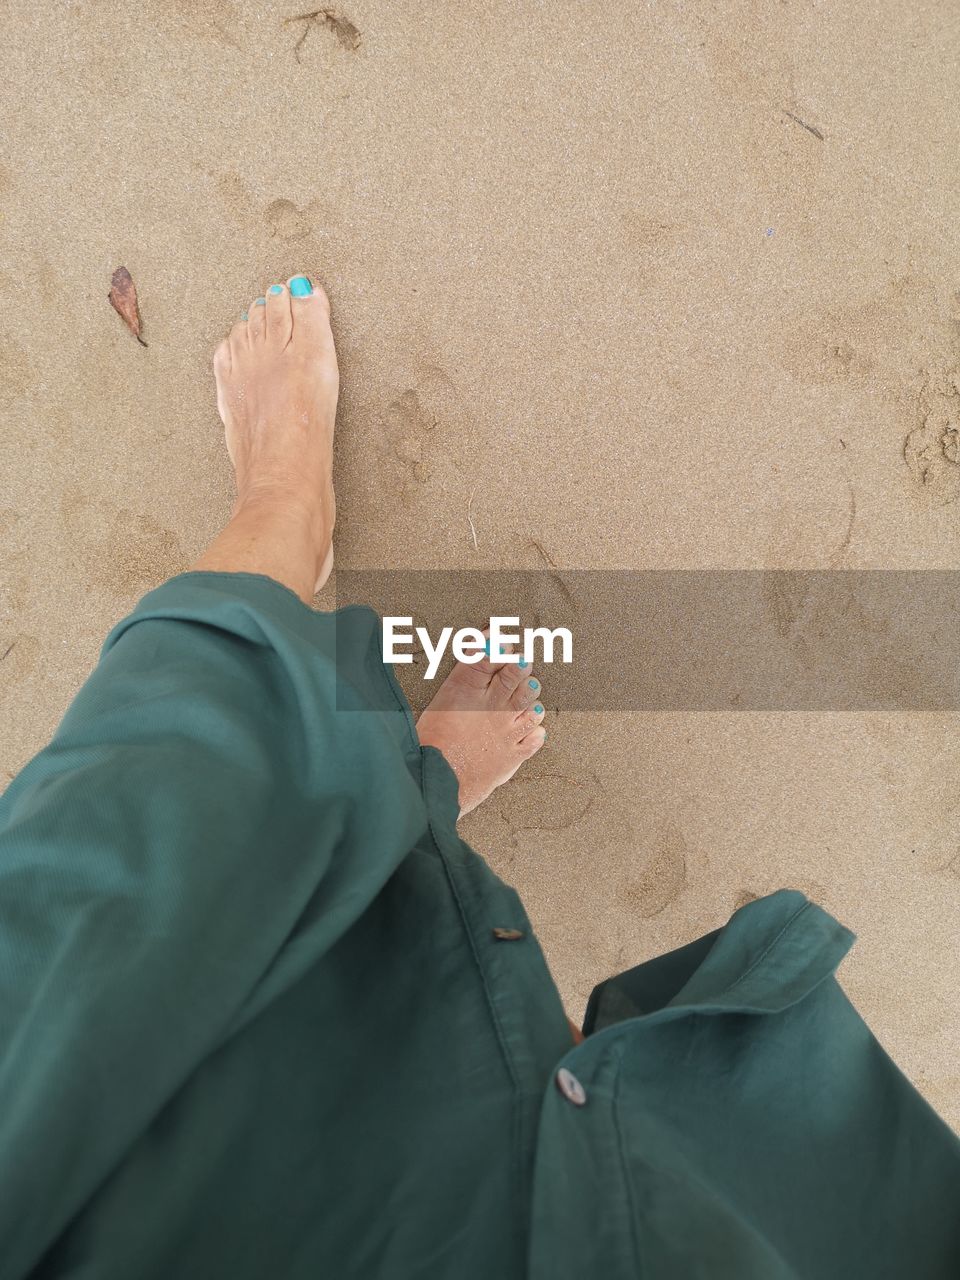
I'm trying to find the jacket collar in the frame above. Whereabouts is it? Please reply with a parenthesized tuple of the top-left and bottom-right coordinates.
(585, 891, 855, 1033)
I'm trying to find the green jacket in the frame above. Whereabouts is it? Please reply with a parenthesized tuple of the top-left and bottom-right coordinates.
(0, 572, 957, 1279)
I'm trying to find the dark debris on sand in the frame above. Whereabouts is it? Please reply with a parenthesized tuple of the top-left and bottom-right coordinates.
(284, 8, 361, 61)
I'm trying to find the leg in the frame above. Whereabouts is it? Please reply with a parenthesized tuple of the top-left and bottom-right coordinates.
(196, 274, 547, 817)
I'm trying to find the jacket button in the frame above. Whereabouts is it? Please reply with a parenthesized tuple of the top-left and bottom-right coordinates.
(491, 927, 525, 940)
(555, 1067, 587, 1106)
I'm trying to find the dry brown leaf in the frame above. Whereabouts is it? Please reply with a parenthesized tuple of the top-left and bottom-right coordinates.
(108, 266, 147, 347)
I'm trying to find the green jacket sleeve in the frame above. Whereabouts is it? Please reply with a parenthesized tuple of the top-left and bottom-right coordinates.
(0, 571, 427, 1279)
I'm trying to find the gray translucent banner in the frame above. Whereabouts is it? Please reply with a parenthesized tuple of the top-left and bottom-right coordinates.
(334, 571, 960, 711)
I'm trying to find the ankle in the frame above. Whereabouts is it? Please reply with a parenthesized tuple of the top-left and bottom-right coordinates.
(190, 486, 332, 604)
(234, 484, 332, 553)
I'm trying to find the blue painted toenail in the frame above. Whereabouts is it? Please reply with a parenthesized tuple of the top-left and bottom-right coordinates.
(534, 704, 544, 715)
(528, 678, 538, 689)
(241, 310, 248, 321)
(519, 658, 528, 668)
(268, 284, 283, 295)
(542, 730, 547, 740)
(255, 297, 266, 306)
(290, 275, 313, 297)
(483, 639, 491, 656)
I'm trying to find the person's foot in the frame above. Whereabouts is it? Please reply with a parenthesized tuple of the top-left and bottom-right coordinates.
(416, 640, 547, 817)
(212, 275, 338, 591)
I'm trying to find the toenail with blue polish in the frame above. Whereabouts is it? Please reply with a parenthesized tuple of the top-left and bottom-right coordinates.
(519, 658, 528, 668)
(268, 284, 283, 295)
(528, 678, 539, 690)
(255, 297, 266, 306)
(290, 275, 313, 297)
(534, 704, 544, 715)
(483, 639, 491, 655)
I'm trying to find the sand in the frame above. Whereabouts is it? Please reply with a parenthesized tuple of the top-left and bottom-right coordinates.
(1, 1, 959, 1128)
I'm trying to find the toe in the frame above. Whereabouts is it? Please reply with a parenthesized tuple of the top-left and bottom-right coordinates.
(247, 295, 267, 341)
(287, 274, 336, 351)
(213, 337, 232, 422)
(213, 337, 231, 378)
(515, 700, 545, 737)
(492, 653, 535, 700)
(444, 626, 506, 690)
(288, 273, 316, 299)
(517, 725, 547, 757)
(509, 674, 542, 714)
(474, 627, 522, 678)
(264, 282, 292, 348)
(287, 273, 331, 311)
(227, 317, 249, 363)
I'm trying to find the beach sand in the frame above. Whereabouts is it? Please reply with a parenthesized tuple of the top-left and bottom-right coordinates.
(1, 0, 959, 1127)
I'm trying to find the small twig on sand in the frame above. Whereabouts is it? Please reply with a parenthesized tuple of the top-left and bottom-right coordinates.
(285, 12, 313, 61)
(0, 641, 16, 663)
(782, 109, 824, 141)
(467, 486, 479, 550)
(526, 537, 577, 609)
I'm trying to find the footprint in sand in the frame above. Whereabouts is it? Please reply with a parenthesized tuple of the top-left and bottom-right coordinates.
(780, 274, 954, 395)
(215, 174, 329, 256)
(379, 366, 460, 503)
(495, 768, 599, 834)
(264, 198, 313, 243)
(815, 339, 876, 384)
(783, 278, 960, 506)
(619, 821, 689, 918)
(384, 389, 438, 496)
(904, 422, 960, 503)
(903, 368, 960, 504)
(61, 492, 185, 596)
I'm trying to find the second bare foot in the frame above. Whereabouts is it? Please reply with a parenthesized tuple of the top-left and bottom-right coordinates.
(416, 637, 547, 817)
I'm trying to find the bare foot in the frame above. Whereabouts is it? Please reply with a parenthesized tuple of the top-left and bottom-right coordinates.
(416, 639, 547, 817)
(212, 275, 338, 591)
